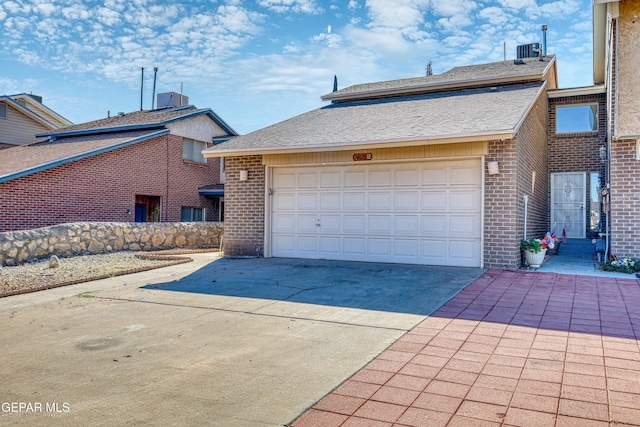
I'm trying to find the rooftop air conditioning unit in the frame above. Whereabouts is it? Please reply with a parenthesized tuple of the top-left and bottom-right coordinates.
(156, 92, 189, 109)
(517, 43, 541, 59)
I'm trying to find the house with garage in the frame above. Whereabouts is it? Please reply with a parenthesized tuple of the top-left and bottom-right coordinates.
(0, 93, 236, 232)
(0, 93, 72, 149)
(204, 56, 559, 268)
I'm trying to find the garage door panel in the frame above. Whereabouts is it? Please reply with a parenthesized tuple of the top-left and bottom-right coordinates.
(395, 215, 419, 235)
(296, 236, 317, 254)
(394, 239, 419, 258)
(421, 191, 447, 210)
(368, 238, 392, 256)
(369, 215, 392, 234)
(320, 192, 341, 210)
(273, 214, 296, 232)
(343, 215, 366, 233)
(421, 215, 447, 236)
(297, 193, 318, 210)
(395, 168, 419, 186)
(274, 193, 296, 210)
(318, 237, 341, 256)
(320, 215, 341, 233)
(344, 237, 366, 255)
(320, 171, 341, 188)
(344, 192, 366, 210)
(298, 172, 318, 188)
(449, 189, 481, 211)
(297, 215, 318, 232)
(449, 215, 480, 237)
(369, 169, 392, 187)
(369, 192, 392, 210)
(450, 162, 480, 185)
(345, 171, 365, 187)
(450, 240, 480, 267)
(395, 191, 419, 210)
(421, 166, 447, 186)
(271, 160, 481, 266)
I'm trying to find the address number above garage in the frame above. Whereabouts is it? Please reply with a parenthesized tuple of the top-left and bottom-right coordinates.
(352, 153, 373, 161)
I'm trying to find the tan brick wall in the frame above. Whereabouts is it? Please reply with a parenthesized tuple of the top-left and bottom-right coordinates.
(617, 0, 640, 138)
(484, 92, 549, 268)
(223, 156, 265, 256)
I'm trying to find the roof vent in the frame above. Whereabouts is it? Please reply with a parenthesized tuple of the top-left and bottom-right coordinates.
(157, 92, 189, 109)
(516, 43, 541, 59)
(118, 112, 125, 117)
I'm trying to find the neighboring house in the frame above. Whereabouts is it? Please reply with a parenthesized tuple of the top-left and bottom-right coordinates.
(0, 93, 72, 149)
(0, 95, 236, 232)
(204, 56, 559, 268)
(593, 0, 640, 260)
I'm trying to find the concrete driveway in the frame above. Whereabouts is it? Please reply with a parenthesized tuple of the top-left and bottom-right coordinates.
(0, 255, 483, 426)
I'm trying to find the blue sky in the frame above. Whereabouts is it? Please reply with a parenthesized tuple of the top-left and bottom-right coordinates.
(0, 0, 593, 134)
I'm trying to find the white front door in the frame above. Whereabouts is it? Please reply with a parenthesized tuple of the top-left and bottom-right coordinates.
(270, 160, 482, 266)
(551, 172, 586, 238)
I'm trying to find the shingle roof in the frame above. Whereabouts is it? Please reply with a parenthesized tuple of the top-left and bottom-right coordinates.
(323, 55, 556, 102)
(0, 129, 167, 183)
(40, 106, 238, 138)
(205, 82, 546, 157)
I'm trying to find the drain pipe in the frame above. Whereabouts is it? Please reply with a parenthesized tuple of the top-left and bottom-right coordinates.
(523, 195, 529, 239)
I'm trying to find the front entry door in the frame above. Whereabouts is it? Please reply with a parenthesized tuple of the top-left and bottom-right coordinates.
(551, 173, 586, 238)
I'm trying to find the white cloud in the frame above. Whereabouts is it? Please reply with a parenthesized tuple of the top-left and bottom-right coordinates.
(478, 6, 512, 26)
(348, 0, 358, 10)
(257, 0, 323, 14)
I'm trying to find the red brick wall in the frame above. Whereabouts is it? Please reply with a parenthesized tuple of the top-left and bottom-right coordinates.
(548, 93, 607, 237)
(610, 139, 640, 258)
(223, 156, 265, 256)
(485, 92, 549, 268)
(0, 134, 222, 232)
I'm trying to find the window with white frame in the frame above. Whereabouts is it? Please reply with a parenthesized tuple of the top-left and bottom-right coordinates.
(556, 104, 598, 133)
(181, 207, 205, 222)
(0, 104, 7, 119)
(182, 138, 207, 163)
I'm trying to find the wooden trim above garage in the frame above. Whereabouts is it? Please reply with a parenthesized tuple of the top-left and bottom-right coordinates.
(263, 141, 488, 166)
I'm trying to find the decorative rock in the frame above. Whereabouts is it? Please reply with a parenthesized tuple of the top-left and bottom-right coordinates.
(49, 255, 60, 268)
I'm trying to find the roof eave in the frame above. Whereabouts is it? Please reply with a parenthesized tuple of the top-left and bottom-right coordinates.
(0, 129, 170, 184)
(321, 73, 548, 103)
(203, 131, 513, 158)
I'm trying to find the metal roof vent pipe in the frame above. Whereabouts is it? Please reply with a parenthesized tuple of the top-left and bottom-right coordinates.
(541, 24, 548, 57)
(151, 67, 158, 110)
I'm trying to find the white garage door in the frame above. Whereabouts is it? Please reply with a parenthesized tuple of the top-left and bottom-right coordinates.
(270, 160, 482, 267)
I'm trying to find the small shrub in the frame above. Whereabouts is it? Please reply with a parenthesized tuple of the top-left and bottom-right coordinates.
(602, 257, 640, 274)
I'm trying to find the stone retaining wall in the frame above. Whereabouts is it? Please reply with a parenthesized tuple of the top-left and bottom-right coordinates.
(0, 222, 223, 266)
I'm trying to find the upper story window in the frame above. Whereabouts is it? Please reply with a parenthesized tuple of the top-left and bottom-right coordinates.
(0, 103, 7, 119)
(556, 104, 598, 133)
(182, 138, 207, 163)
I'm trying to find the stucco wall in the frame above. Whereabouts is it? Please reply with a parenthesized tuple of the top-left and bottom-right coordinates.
(0, 134, 222, 232)
(0, 221, 223, 266)
(617, 0, 640, 138)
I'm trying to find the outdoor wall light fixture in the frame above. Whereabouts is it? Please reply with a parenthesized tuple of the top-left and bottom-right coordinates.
(599, 145, 607, 161)
(126, 209, 132, 215)
(487, 161, 500, 175)
(239, 170, 249, 181)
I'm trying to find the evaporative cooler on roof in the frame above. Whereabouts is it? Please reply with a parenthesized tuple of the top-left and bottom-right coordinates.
(517, 43, 541, 59)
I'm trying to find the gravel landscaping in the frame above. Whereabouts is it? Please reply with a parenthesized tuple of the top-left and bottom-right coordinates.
(0, 251, 203, 297)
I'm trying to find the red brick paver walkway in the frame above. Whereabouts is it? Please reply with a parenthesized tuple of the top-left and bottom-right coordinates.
(291, 269, 640, 427)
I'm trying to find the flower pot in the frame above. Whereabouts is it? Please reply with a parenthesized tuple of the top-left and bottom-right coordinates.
(546, 242, 560, 255)
(524, 249, 547, 268)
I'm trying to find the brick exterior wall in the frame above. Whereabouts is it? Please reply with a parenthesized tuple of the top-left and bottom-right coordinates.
(0, 134, 222, 232)
(610, 139, 640, 258)
(548, 93, 607, 237)
(485, 92, 549, 268)
(223, 156, 265, 256)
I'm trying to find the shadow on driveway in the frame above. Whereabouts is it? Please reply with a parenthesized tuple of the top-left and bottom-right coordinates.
(143, 257, 486, 316)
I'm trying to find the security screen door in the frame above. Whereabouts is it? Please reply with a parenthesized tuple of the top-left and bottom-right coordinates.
(551, 172, 586, 238)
